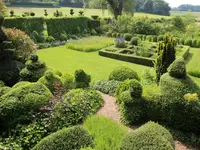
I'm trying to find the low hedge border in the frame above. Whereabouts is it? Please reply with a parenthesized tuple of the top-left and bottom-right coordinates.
(99, 49, 155, 67)
(99, 45, 190, 67)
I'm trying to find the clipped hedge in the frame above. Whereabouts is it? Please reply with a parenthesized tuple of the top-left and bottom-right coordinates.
(52, 89, 104, 130)
(120, 121, 175, 150)
(93, 80, 121, 96)
(3, 17, 45, 35)
(0, 83, 52, 129)
(99, 50, 155, 67)
(32, 126, 94, 150)
(46, 17, 89, 39)
(109, 66, 140, 82)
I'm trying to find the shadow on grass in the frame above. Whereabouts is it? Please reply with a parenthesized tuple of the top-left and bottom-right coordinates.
(185, 52, 194, 64)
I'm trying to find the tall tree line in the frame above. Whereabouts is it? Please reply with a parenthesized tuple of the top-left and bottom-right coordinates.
(172, 4, 200, 12)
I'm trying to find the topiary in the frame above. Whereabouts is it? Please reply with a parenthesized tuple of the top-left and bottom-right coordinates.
(59, 33, 68, 41)
(38, 70, 65, 93)
(130, 37, 140, 46)
(120, 121, 175, 150)
(168, 58, 186, 78)
(0, 82, 52, 130)
(52, 89, 104, 130)
(32, 126, 94, 150)
(74, 69, 91, 88)
(184, 39, 192, 46)
(20, 54, 47, 82)
(12, 81, 31, 89)
(62, 73, 75, 90)
(123, 33, 132, 41)
(109, 66, 140, 82)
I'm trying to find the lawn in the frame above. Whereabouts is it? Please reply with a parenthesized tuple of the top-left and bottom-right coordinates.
(37, 46, 149, 82)
(66, 36, 114, 52)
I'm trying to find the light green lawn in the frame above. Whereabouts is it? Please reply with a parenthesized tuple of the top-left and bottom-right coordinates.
(37, 46, 149, 82)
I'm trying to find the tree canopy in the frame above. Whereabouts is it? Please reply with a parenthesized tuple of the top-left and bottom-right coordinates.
(0, 0, 7, 16)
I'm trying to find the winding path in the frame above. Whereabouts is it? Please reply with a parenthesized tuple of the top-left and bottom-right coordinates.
(97, 93, 197, 150)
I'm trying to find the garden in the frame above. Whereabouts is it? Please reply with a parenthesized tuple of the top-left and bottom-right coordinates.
(0, 0, 200, 150)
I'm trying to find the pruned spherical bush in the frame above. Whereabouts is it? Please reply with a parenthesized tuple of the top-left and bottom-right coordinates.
(52, 89, 103, 129)
(38, 70, 65, 93)
(109, 66, 140, 82)
(32, 126, 94, 150)
(168, 58, 186, 78)
(20, 55, 47, 82)
(59, 33, 68, 41)
(62, 73, 75, 90)
(184, 39, 192, 46)
(123, 33, 132, 41)
(93, 80, 121, 96)
(130, 37, 140, 46)
(120, 121, 174, 150)
(116, 79, 142, 104)
(0, 83, 52, 129)
(74, 69, 91, 88)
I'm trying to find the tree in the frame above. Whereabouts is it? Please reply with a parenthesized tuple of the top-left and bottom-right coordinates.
(107, 0, 124, 19)
(0, 0, 7, 16)
(152, 0, 170, 16)
(123, 0, 136, 15)
(156, 34, 176, 84)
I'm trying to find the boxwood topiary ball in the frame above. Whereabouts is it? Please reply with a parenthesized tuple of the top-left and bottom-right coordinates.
(168, 58, 186, 78)
(120, 121, 175, 150)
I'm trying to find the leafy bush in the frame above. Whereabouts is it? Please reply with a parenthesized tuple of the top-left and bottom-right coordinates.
(20, 54, 47, 82)
(109, 66, 140, 82)
(59, 33, 68, 41)
(74, 69, 91, 88)
(32, 126, 94, 150)
(168, 58, 186, 78)
(46, 36, 55, 43)
(84, 116, 127, 150)
(0, 86, 11, 97)
(184, 38, 192, 46)
(130, 37, 140, 46)
(157, 35, 164, 41)
(4, 28, 37, 61)
(12, 81, 31, 89)
(62, 73, 75, 90)
(52, 89, 104, 130)
(123, 33, 132, 41)
(115, 38, 126, 48)
(32, 30, 46, 43)
(0, 83, 52, 130)
(120, 121, 175, 150)
(93, 80, 121, 96)
(38, 70, 65, 93)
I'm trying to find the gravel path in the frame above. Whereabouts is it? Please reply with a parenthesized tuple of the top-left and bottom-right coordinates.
(97, 93, 197, 150)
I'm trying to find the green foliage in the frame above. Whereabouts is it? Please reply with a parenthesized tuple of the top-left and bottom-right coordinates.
(0, 83, 52, 130)
(46, 17, 89, 39)
(168, 58, 186, 78)
(84, 116, 128, 150)
(62, 73, 75, 90)
(115, 38, 126, 48)
(59, 33, 68, 41)
(74, 69, 91, 88)
(66, 36, 114, 52)
(4, 17, 45, 35)
(52, 89, 103, 130)
(156, 34, 176, 84)
(20, 55, 47, 82)
(0, 81, 4, 87)
(0, 0, 7, 16)
(12, 81, 31, 89)
(184, 38, 192, 47)
(46, 36, 55, 43)
(157, 35, 164, 41)
(0, 86, 11, 97)
(123, 33, 132, 41)
(32, 126, 94, 150)
(109, 66, 140, 82)
(172, 16, 185, 30)
(120, 121, 174, 150)
(93, 80, 121, 96)
(32, 31, 46, 43)
(130, 37, 140, 46)
(38, 70, 65, 93)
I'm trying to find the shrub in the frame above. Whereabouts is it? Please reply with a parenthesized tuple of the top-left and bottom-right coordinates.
(90, 29, 97, 35)
(84, 116, 127, 150)
(146, 35, 152, 41)
(52, 89, 103, 129)
(112, 32, 117, 38)
(152, 36, 157, 42)
(0, 81, 5, 87)
(109, 66, 140, 82)
(120, 121, 174, 150)
(74, 69, 91, 88)
(0, 83, 52, 129)
(130, 37, 140, 46)
(38, 70, 65, 93)
(168, 58, 186, 78)
(32, 126, 94, 150)
(123, 33, 132, 41)
(59, 33, 68, 41)
(115, 38, 126, 48)
(62, 73, 75, 90)
(0, 86, 11, 96)
(20, 54, 47, 82)
(4, 28, 37, 61)
(192, 39, 197, 47)
(93, 80, 121, 96)
(12, 81, 31, 89)
(157, 35, 164, 41)
(180, 38, 185, 45)
(184, 39, 192, 46)
(32, 31, 46, 43)
(46, 36, 55, 43)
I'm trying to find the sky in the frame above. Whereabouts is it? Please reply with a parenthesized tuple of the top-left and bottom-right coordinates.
(165, 0, 200, 7)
